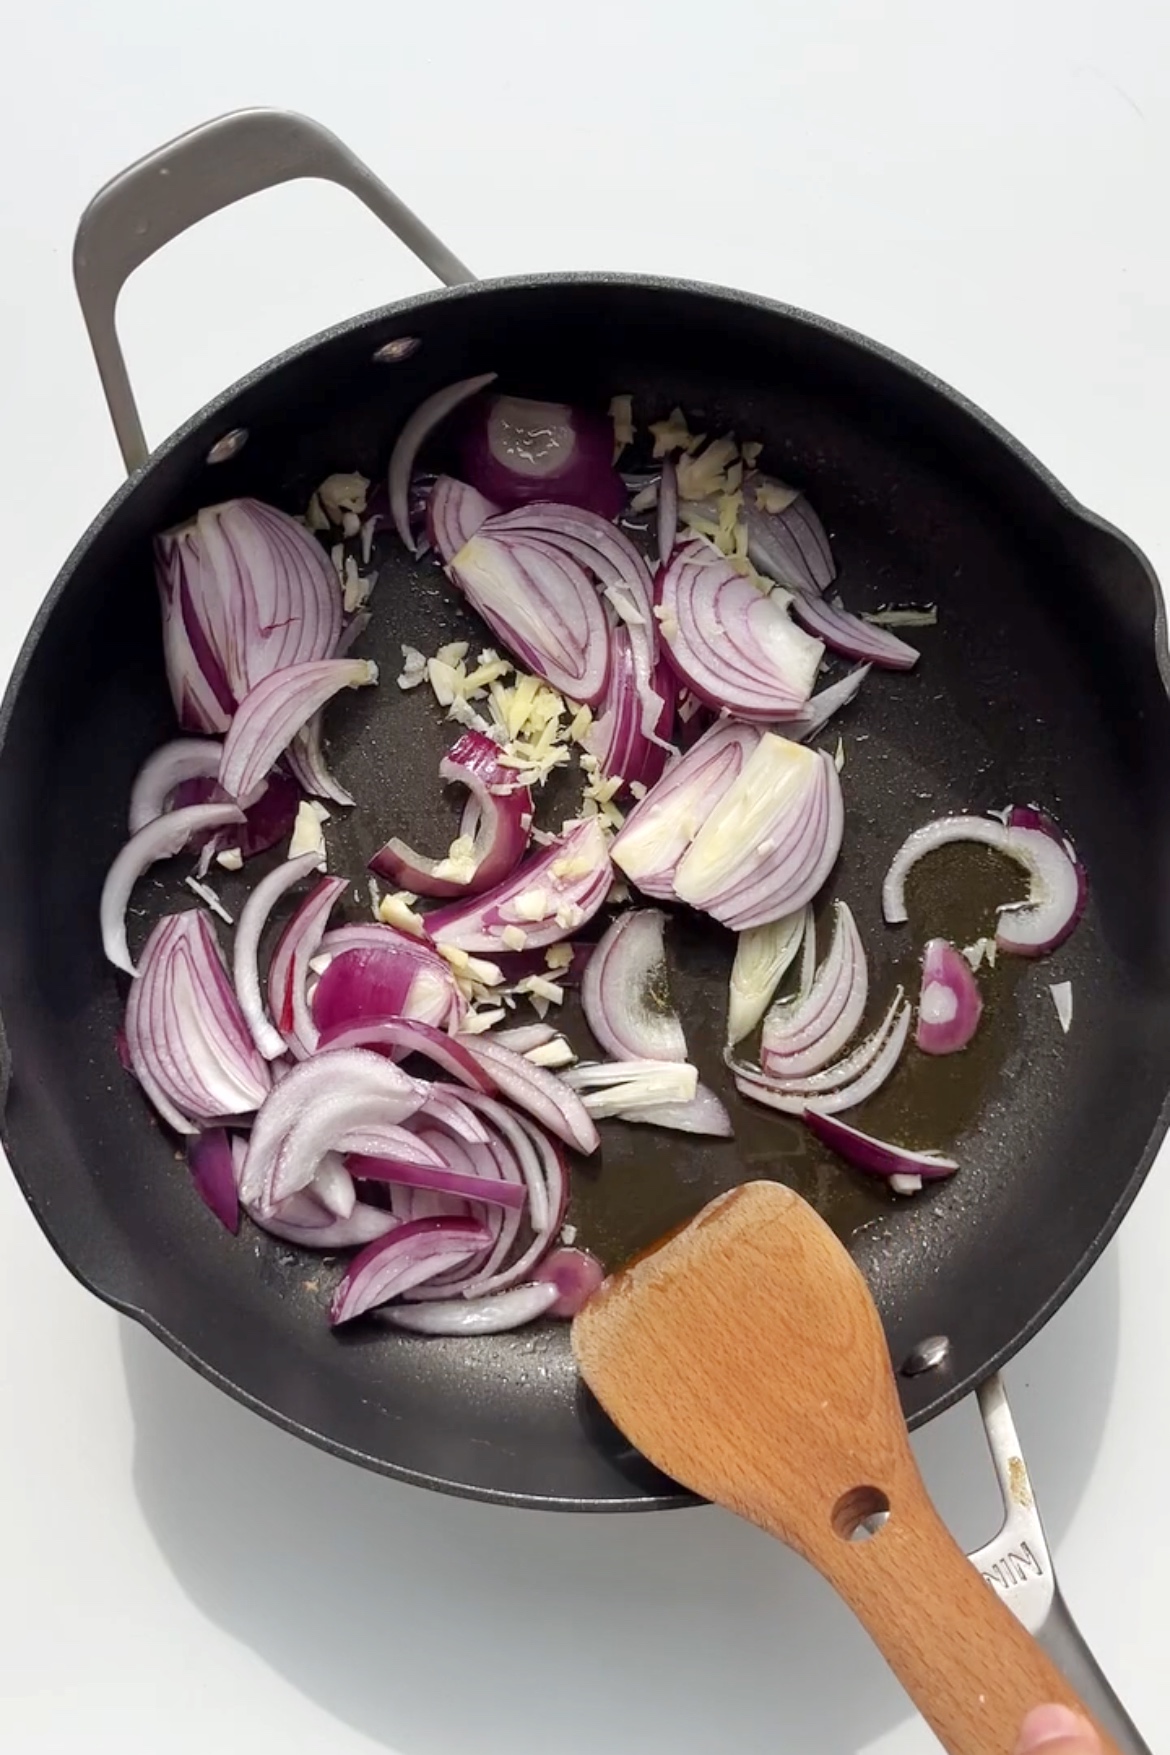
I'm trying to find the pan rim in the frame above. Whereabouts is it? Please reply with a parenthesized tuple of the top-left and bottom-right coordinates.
(2, 268, 1167, 1510)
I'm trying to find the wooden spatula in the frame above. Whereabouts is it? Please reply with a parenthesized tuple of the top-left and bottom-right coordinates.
(573, 1180, 1117, 1755)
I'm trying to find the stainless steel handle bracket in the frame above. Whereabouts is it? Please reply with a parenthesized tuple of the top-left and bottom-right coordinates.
(968, 1374, 1149, 1753)
(73, 108, 475, 473)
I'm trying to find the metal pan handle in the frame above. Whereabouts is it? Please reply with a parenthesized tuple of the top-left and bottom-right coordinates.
(72, 107, 475, 473)
(968, 1375, 1149, 1753)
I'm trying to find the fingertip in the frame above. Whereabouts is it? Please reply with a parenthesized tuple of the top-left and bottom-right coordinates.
(1015, 1703, 1100, 1753)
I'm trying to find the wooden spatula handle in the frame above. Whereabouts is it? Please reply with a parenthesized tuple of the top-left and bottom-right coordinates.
(795, 1473, 1119, 1755)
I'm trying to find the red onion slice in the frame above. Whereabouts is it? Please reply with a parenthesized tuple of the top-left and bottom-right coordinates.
(312, 1154, 357, 1219)
(426, 817, 611, 955)
(317, 1016, 493, 1085)
(582, 629, 674, 796)
(485, 502, 664, 741)
(426, 475, 500, 563)
(129, 739, 225, 832)
(310, 940, 460, 1038)
(457, 1037, 599, 1154)
(384, 1281, 560, 1333)
(611, 718, 762, 899)
(369, 730, 533, 898)
(389, 372, 498, 552)
(330, 1216, 492, 1324)
(736, 998, 911, 1115)
(785, 664, 871, 743)
(156, 498, 343, 734)
(789, 592, 919, 670)
(285, 714, 355, 807)
(456, 396, 625, 520)
(188, 1128, 241, 1233)
(233, 851, 324, 1058)
(883, 809, 1085, 957)
(581, 910, 687, 1062)
(125, 912, 271, 1129)
(266, 875, 347, 1057)
(727, 908, 810, 1046)
(740, 481, 836, 595)
(761, 902, 867, 1077)
(247, 1193, 399, 1249)
(219, 658, 377, 802)
(101, 801, 245, 973)
(533, 1246, 605, 1316)
(614, 1083, 733, 1137)
(448, 533, 611, 705)
(673, 737, 844, 931)
(347, 1143, 527, 1211)
(803, 1110, 958, 1182)
(916, 938, 983, 1055)
(657, 548, 823, 721)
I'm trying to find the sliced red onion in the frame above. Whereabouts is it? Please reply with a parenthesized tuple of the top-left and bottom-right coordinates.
(425, 475, 500, 563)
(534, 1246, 605, 1316)
(427, 817, 611, 955)
(330, 1216, 492, 1325)
(786, 664, 871, 743)
(761, 902, 867, 1077)
(657, 548, 823, 721)
(311, 940, 461, 1039)
(882, 809, 1085, 957)
(266, 875, 347, 1056)
(451, 1097, 567, 1296)
(125, 912, 271, 1130)
(383, 1281, 560, 1333)
(581, 910, 687, 1062)
(727, 907, 810, 1046)
(347, 1141, 527, 1210)
(803, 1109, 958, 1182)
(188, 1128, 240, 1233)
(492, 1022, 558, 1053)
(736, 997, 910, 1115)
(219, 658, 376, 803)
(916, 938, 982, 1055)
(561, 1058, 697, 1117)
(247, 1191, 399, 1249)
(657, 457, 679, 567)
(740, 479, 836, 594)
(369, 730, 533, 898)
(456, 395, 625, 520)
(233, 852, 323, 1058)
(614, 1083, 733, 1137)
(101, 801, 245, 974)
(582, 628, 674, 795)
(611, 718, 762, 899)
(448, 533, 611, 704)
(172, 769, 302, 863)
(458, 1037, 599, 1154)
(789, 593, 919, 670)
(312, 1154, 357, 1219)
(239, 1047, 428, 1210)
(156, 498, 342, 734)
(129, 739, 224, 832)
(673, 736, 844, 931)
(285, 714, 354, 808)
(317, 1016, 492, 1085)
(484, 503, 665, 741)
(733, 987, 905, 1093)
(389, 372, 497, 552)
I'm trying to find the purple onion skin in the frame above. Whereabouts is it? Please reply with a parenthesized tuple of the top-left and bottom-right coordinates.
(999, 806, 1088, 957)
(173, 770, 301, 860)
(455, 396, 626, 520)
(915, 938, 983, 1056)
(188, 1128, 241, 1233)
(803, 1109, 957, 1182)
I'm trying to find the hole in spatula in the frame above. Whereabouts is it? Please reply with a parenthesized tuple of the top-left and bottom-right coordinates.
(832, 1485, 891, 1542)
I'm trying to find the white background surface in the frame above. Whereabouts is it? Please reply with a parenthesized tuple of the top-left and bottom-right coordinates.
(0, 3, 1168, 1750)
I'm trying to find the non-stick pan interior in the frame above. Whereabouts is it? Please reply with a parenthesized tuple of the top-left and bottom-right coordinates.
(2, 277, 1168, 1507)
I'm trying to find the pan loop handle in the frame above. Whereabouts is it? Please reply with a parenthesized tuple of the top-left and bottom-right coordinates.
(968, 1374, 1150, 1754)
(72, 108, 476, 474)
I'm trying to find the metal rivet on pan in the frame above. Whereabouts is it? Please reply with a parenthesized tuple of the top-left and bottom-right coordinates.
(206, 427, 249, 464)
(901, 1334, 951, 1376)
(373, 336, 421, 364)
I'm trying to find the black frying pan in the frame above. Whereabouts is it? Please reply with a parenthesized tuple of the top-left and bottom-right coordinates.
(2, 112, 1169, 1552)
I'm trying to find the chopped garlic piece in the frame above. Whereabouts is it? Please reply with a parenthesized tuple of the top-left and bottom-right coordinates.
(511, 887, 550, 922)
(185, 876, 233, 924)
(677, 437, 740, 501)
(398, 644, 427, 690)
(1049, 981, 1073, 1034)
(461, 1006, 507, 1035)
(525, 1038, 575, 1068)
(741, 441, 763, 467)
(518, 974, 564, 1006)
(862, 605, 939, 628)
(465, 954, 504, 987)
(216, 847, 243, 872)
(629, 481, 658, 513)
(560, 1222, 579, 1245)
(545, 943, 574, 970)
(305, 493, 329, 532)
(377, 891, 427, 937)
(501, 925, 528, 951)
(834, 738, 845, 773)
(609, 392, 634, 460)
(436, 641, 469, 667)
(628, 781, 647, 801)
(342, 555, 373, 614)
(889, 1173, 923, 1196)
(555, 901, 586, 932)
(426, 658, 459, 707)
(288, 799, 329, 863)
(650, 407, 704, 458)
(315, 472, 370, 525)
(753, 477, 801, 515)
(568, 703, 593, 744)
